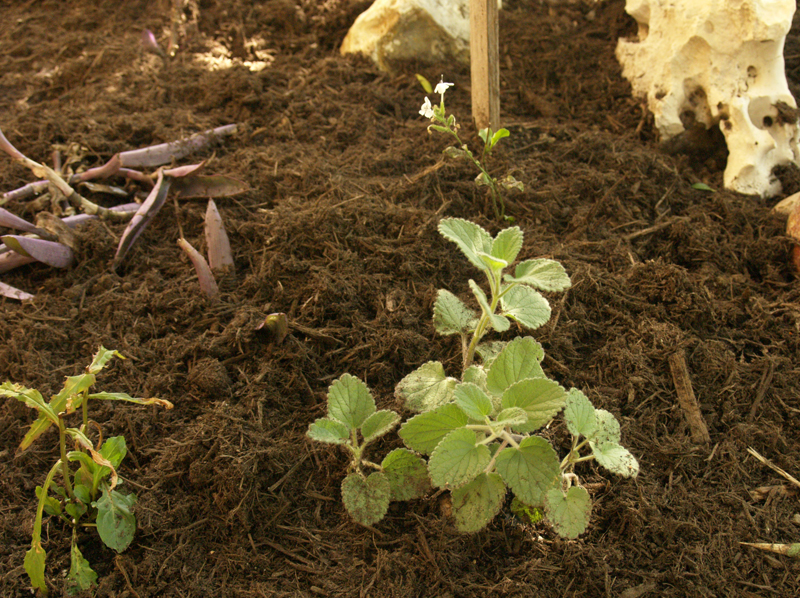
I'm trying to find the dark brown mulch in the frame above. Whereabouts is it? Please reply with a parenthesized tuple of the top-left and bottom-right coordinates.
(1, 1, 799, 596)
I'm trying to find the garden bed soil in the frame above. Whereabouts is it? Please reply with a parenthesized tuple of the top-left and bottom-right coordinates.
(1, 1, 800, 596)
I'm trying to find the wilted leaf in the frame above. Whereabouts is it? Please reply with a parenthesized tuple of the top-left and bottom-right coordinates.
(1, 235, 74, 268)
(114, 170, 171, 269)
(172, 175, 248, 199)
(205, 199, 234, 272)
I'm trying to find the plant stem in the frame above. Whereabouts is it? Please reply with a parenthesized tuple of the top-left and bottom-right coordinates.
(57, 416, 75, 501)
(32, 460, 63, 543)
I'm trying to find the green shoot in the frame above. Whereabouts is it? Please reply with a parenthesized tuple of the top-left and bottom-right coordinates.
(419, 81, 523, 221)
(1, 347, 173, 595)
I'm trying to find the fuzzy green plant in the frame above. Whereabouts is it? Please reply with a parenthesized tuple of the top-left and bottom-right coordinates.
(1, 347, 173, 595)
(308, 218, 639, 536)
(419, 79, 523, 221)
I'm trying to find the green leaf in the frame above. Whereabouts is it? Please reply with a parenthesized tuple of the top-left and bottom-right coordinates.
(73, 484, 92, 506)
(591, 409, 622, 445)
(451, 472, 506, 532)
(510, 496, 544, 524)
(94, 489, 136, 552)
(428, 428, 491, 489)
(395, 361, 458, 412)
(491, 226, 523, 264)
(67, 542, 98, 592)
(55, 373, 97, 414)
(381, 448, 431, 501)
(24, 539, 47, 595)
(99, 436, 127, 470)
(545, 486, 591, 539)
(454, 383, 493, 420)
(692, 182, 715, 192)
(399, 403, 469, 455)
(415, 73, 433, 94)
(590, 442, 639, 478)
(489, 128, 510, 150)
(307, 417, 351, 445)
(477, 251, 508, 273)
(478, 128, 490, 145)
(495, 436, 560, 506)
(438, 218, 493, 272)
(36, 486, 62, 517)
(500, 378, 567, 433)
(495, 407, 528, 427)
(341, 472, 390, 526)
(564, 389, 597, 438)
(87, 346, 123, 374)
(360, 410, 401, 444)
(500, 285, 551, 330)
(469, 279, 510, 332)
(485, 336, 545, 396)
(327, 374, 375, 430)
(442, 146, 470, 161)
(475, 341, 508, 368)
(429, 124, 451, 134)
(461, 365, 487, 390)
(433, 289, 478, 336)
(505, 258, 571, 292)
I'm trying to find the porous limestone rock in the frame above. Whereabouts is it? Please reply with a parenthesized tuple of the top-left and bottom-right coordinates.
(616, 0, 800, 197)
(340, 0, 473, 72)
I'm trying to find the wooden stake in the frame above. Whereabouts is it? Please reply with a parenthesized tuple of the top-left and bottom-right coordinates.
(668, 350, 711, 444)
(470, 0, 500, 131)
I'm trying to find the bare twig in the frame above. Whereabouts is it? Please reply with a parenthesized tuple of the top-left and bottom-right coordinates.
(668, 350, 711, 444)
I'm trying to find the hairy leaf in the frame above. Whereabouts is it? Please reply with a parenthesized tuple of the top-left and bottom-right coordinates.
(477, 251, 508, 273)
(360, 410, 400, 444)
(395, 361, 457, 412)
(94, 489, 137, 552)
(461, 365, 487, 390)
(475, 341, 508, 368)
(451, 472, 506, 532)
(564, 389, 597, 438)
(454, 383, 493, 420)
(500, 378, 567, 432)
(545, 486, 591, 539)
(428, 428, 490, 489)
(327, 374, 375, 431)
(500, 285, 551, 330)
(381, 448, 431, 501)
(591, 409, 622, 445)
(495, 436, 560, 506)
(485, 336, 545, 396)
(438, 218, 493, 272)
(495, 407, 528, 427)
(490, 226, 523, 264)
(399, 403, 469, 455)
(307, 417, 351, 445)
(341, 472, 390, 526)
(433, 289, 477, 336)
(590, 442, 639, 478)
(505, 259, 571, 292)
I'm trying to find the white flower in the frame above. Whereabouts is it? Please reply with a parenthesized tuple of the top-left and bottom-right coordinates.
(434, 81, 454, 96)
(419, 96, 435, 119)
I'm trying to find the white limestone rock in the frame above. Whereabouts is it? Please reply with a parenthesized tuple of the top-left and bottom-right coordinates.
(340, 0, 472, 72)
(616, 0, 800, 197)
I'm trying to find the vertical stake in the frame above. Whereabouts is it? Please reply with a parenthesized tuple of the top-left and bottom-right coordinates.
(470, 0, 500, 131)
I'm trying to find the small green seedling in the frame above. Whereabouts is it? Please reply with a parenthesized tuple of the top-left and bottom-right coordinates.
(419, 80, 523, 221)
(307, 374, 430, 525)
(1, 347, 173, 595)
(309, 219, 639, 536)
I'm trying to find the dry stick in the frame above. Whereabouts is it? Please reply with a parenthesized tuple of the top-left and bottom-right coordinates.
(747, 361, 775, 422)
(746, 447, 800, 490)
(0, 127, 131, 222)
(668, 350, 711, 444)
